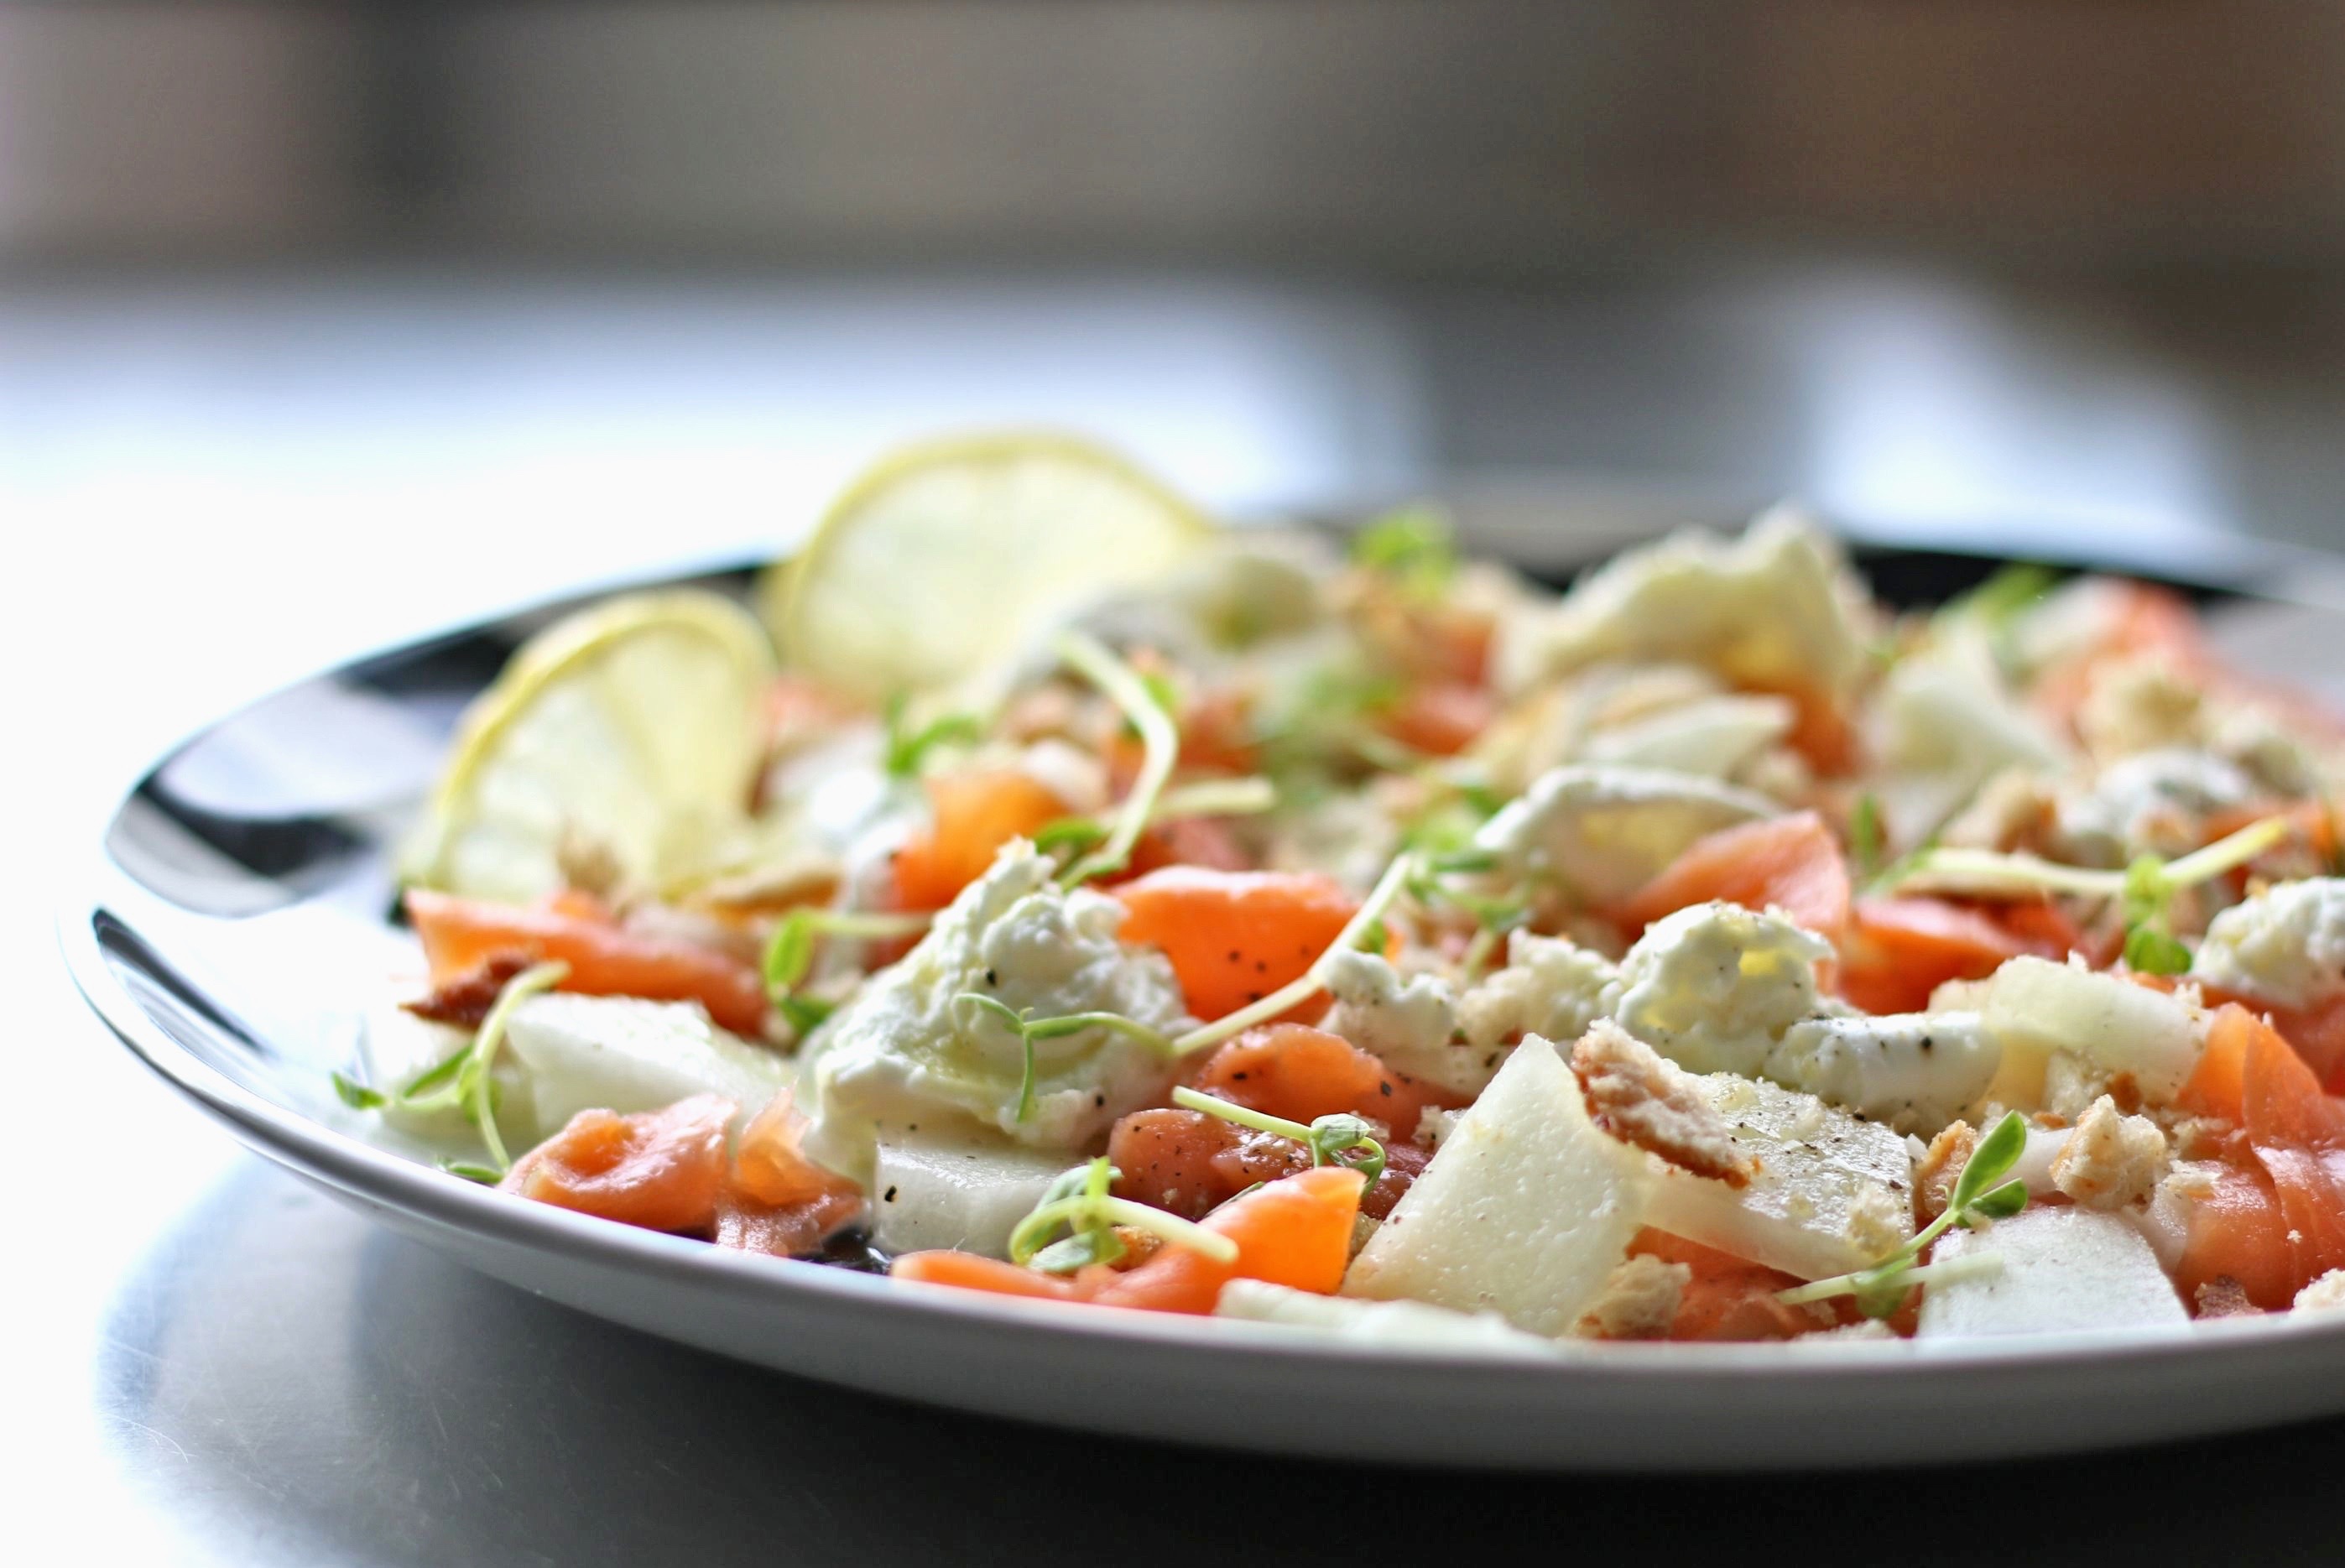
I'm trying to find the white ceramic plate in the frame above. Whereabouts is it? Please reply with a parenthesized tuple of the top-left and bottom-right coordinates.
(60, 539, 2345, 1471)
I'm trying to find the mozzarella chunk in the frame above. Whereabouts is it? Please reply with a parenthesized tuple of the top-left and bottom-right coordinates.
(1320, 950, 1477, 1093)
(1453, 930, 1619, 1091)
(1608, 902, 1834, 1077)
(2055, 747, 2258, 862)
(1472, 765, 1778, 903)
(358, 1002, 514, 1146)
(2191, 878, 2345, 1012)
(1978, 955, 2203, 1108)
(1500, 506, 1870, 706)
(802, 842, 1190, 1174)
(868, 1127, 1078, 1258)
(1343, 1036, 1653, 1336)
(504, 992, 795, 1142)
(1919, 1206, 2187, 1337)
(1764, 1010, 1998, 1133)
(1216, 1279, 1566, 1355)
(1643, 1072, 1915, 1280)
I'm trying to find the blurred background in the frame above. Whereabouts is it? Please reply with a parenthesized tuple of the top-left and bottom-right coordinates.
(7, 0, 2345, 588)
(13, 7, 2345, 1560)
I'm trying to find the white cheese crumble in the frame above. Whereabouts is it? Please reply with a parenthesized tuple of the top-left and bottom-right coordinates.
(1320, 949, 1480, 1094)
(1608, 902, 1835, 1078)
(1764, 1010, 1998, 1133)
(2191, 877, 2345, 1012)
(801, 841, 1191, 1172)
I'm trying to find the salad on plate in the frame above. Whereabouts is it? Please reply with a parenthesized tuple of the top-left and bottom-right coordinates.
(341, 432, 2345, 1352)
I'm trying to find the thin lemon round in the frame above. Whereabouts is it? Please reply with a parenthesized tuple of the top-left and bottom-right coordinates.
(770, 432, 1213, 701)
(409, 590, 777, 905)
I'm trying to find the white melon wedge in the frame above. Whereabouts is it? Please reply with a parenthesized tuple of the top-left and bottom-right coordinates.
(503, 992, 795, 1141)
(1216, 1280, 1564, 1356)
(1644, 1073, 1916, 1281)
(1918, 1204, 2188, 1337)
(1342, 1036, 1653, 1336)
(869, 1126, 1077, 1258)
(1978, 956, 2202, 1109)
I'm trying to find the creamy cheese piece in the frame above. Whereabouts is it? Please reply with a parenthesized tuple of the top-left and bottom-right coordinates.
(2191, 878, 2345, 1012)
(1472, 765, 1779, 904)
(1608, 902, 1835, 1077)
(1216, 1279, 1566, 1356)
(1320, 949, 1475, 1091)
(2055, 747, 2258, 862)
(1868, 628, 2067, 848)
(802, 841, 1191, 1174)
(1457, 930, 1620, 1071)
(1643, 1071, 1916, 1281)
(1343, 1036, 1653, 1336)
(1499, 505, 1872, 705)
(1919, 1205, 2188, 1337)
(1764, 1010, 1998, 1133)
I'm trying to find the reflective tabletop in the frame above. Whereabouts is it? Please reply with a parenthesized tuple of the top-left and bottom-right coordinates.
(15, 268, 2345, 1563)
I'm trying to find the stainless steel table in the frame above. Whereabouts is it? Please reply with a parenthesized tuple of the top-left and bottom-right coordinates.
(18, 268, 2345, 1564)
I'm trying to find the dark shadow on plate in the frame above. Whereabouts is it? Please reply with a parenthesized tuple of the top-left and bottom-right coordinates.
(95, 1162, 2345, 1568)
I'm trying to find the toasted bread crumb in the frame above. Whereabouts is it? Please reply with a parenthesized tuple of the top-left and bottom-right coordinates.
(1569, 1018, 1755, 1187)
(1576, 1253, 1691, 1340)
(2295, 1269, 2345, 1312)
(2051, 1095, 2170, 1211)
(1915, 1120, 1978, 1224)
(2195, 1276, 2264, 1319)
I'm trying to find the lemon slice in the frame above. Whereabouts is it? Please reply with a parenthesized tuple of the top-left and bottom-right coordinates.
(769, 432, 1212, 701)
(408, 590, 777, 905)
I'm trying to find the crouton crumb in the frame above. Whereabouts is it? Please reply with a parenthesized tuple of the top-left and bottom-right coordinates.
(2295, 1269, 2345, 1312)
(2195, 1276, 2264, 1319)
(2050, 1095, 2169, 1211)
(1575, 1253, 1691, 1340)
(1569, 1018, 1754, 1187)
(1915, 1120, 1977, 1224)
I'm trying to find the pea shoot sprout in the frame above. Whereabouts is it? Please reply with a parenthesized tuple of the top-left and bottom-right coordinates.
(951, 992, 1175, 1124)
(762, 908, 935, 1029)
(1032, 775, 1279, 860)
(333, 959, 571, 1177)
(882, 693, 983, 778)
(1053, 628, 1179, 888)
(1170, 1086, 1387, 1187)
(1885, 814, 2290, 972)
(1778, 1110, 2031, 1318)
(1351, 505, 1457, 599)
(1007, 1156, 1238, 1274)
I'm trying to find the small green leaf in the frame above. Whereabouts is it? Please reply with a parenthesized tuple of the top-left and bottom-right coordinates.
(883, 692, 983, 778)
(331, 1071, 386, 1111)
(439, 1159, 503, 1185)
(778, 994, 836, 1034)
(1033, 816, 1111, 855)
(1351, 506, 1457, 596)
(1967, 1178, 2030, 1221)
(1849, 793, 1884, 881)
(2124, 923, 2194, 977)
(1356, 918, 1389, 953)
(1028, 1229, 1127, 1274)
(2121, 853, 2175, 929)
(1307, 1113, 1387, 1188)
(763, 913, 817, 999)
(1951, 1111, 2029, 1213)
(1950, 563, 2058, 628)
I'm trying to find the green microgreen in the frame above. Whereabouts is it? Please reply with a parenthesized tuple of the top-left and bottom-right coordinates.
(882, 692, 984, 779)
(1032, 776, 1278, 865)
(1351, 505, 1458, 599)
(1007, 1155, 1238, 1272)
(438, 1159, 505, 1185)
(762, 908, 934, 1008)
(1053, 629, 1180, 888)
(1849, 793, 1885, 883)
(951, 992, 1175, 1124)
(1170, 1086, 1387, 1188)
(331, 1072, 387, 1111)
(1778, 1110, 2031, 1318)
